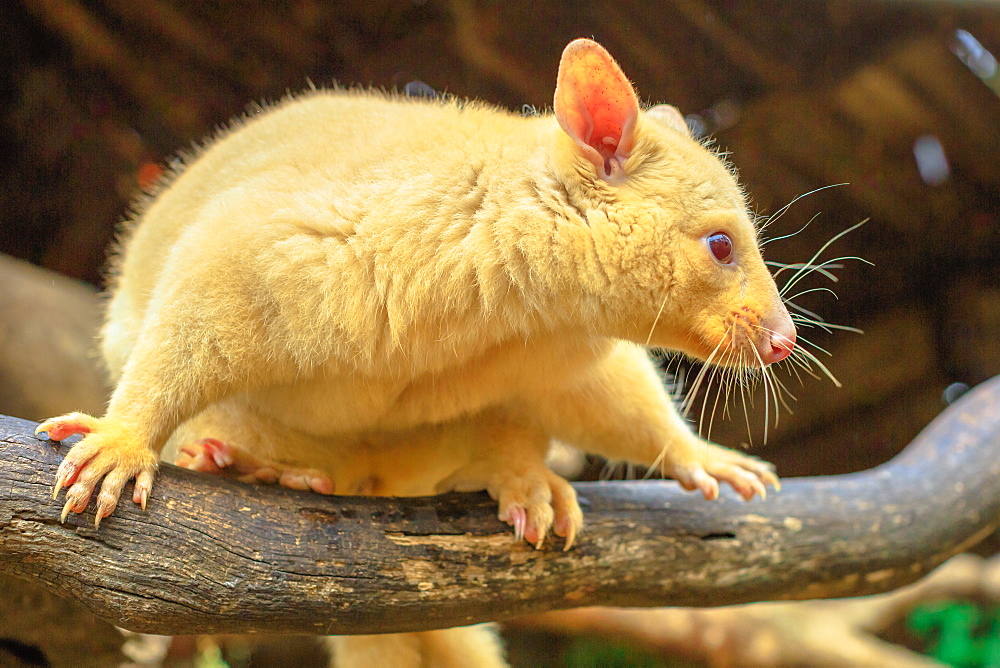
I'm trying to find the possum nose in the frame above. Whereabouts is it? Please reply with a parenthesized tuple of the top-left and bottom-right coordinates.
(761, 314, 796, 365)
(766, 331, 795, 364)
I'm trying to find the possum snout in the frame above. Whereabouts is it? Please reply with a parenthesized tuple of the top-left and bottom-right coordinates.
(758, 307, 796, 365)
(724, 303, 795, 367)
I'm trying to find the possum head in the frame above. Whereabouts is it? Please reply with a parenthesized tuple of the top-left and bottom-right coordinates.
(548, 38, 795, 369)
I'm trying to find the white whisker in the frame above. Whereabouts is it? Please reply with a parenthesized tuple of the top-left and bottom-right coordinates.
(795, 334, 833, 357)
(778, 219, 870, 297)
(786, 301, 828, 324)
(788, 350, 823, 381)
(698, 359, 724, 438)
(784, 286, 841, 302)
(759, 184, 848, 240)
(764, 211, 823, 251)
(768, 261, 842, 282)
(771, 372, 796, 415)
(792, 346, 842, 387)
(746, 338, 773, 442)
(738, 368, 754, 446)
(681, 337, 726, 418)
(646, 293, 670, 347)
(790, 311, 864, 335)
(779, 255, 872, 296)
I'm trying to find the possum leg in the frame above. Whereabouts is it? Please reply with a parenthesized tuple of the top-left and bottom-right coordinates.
(534, 341, 779, 501)
(438, 460, 582, 550)
(436, 413, 583, 550)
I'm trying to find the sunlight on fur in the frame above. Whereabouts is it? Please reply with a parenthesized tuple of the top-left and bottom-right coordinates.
(31, 38, 864, 668)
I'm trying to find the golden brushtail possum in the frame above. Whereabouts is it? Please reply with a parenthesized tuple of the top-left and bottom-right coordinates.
(38, 38, 794, 666)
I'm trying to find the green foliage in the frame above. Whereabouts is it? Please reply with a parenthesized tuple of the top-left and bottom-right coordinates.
(908, 601, 1000, 667)
(563, 637, 670, 668)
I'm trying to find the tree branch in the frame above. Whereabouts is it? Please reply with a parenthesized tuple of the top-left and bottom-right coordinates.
(1, 376, 998, 637)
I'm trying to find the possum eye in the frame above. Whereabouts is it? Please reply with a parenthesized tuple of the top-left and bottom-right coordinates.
(707, 232, 734, 265)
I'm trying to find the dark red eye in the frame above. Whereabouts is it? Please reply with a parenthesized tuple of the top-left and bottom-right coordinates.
(707, 232, 734, 264)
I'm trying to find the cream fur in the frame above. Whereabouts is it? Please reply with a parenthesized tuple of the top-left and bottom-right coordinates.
(328, 625, 505, 668)
(39, 39, 793, 668)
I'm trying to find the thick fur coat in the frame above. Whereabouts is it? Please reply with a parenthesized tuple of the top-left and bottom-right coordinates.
(38, 39, 794, 667)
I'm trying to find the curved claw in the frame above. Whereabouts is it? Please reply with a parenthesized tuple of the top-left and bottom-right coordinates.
(134, 485, 149, 511)
(60, 497, 76, 524)
(501, 505, 528, 542)
(555, 514, 578, 551)
(690, 468, 720, 501)
(529, 507, 549, 548)
(52, 463, 78, 500)
(531, 530, 545, 550)
(95, 503, 116, 529)
(133, 467, 154, 510)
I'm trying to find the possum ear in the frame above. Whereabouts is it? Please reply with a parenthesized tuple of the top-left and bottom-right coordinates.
(646, 104, 691, 136)
(554, 38, 638, 184)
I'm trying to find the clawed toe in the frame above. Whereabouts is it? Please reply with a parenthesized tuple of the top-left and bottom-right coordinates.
(60, 492, 88, 523)
(670, 442, 779, 502)
(272, 467, 335, 494)
(175, 438, 336, 495)
(177, 438, 233, 473)
(493, 469, 582, 550)
(52, 460, 83, 500)
(36, 413, 100, 442)
(500, 505, 528, 542)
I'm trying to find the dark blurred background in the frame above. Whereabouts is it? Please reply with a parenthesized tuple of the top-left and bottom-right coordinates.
(3, 0, 998, 476)
(1, 2, 998, 666)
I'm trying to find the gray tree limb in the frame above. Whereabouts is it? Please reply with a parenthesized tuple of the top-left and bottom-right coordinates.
(1, 376, 998, 637)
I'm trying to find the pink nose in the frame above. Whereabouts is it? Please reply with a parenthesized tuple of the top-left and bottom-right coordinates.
(765, 331, 795, 364)
(758, 309, 796, 365)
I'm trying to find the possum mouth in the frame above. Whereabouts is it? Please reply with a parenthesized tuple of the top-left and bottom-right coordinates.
(667, 308, 771, 371)
(690, 304, 794, 370)
(722, 306, 768, 367)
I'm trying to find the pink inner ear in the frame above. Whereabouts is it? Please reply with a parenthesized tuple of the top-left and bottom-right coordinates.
(554, 39, 638, 179)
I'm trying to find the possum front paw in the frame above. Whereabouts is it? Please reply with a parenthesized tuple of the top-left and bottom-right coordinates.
(662, 440, 779, 501)
(36, 412, 159, 527)
(175, 438, 335, 494)
(439, 465, 583, 550)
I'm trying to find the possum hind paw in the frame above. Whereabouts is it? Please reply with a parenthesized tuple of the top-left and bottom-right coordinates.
(441, 464, 583, 550)
(175, 438, 335, 495)
(36, 412, 158, 527)
(496, 468, 583, 550)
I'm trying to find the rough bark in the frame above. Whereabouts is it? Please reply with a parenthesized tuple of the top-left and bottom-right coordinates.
(0, 375, 998, 637)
